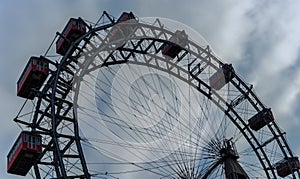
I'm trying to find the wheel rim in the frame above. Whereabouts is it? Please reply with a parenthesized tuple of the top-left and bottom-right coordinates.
(12, 12, 300, 178)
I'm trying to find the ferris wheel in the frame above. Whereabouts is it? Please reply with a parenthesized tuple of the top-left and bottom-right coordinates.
(7, 11, 300, 179)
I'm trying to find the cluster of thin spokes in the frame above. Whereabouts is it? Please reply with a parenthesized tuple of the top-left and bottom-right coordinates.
(75, 63, 264, 178)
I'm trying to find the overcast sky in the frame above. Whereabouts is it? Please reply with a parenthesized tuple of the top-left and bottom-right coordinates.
(1, 0, 300, 178)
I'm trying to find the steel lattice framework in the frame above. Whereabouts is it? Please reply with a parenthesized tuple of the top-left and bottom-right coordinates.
(12, 11, 300, 178)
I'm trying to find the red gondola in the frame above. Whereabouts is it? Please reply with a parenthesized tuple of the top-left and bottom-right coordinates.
(275, 157, 300, 177)
(117, 12, 135, 22)
(161, 30, 188, 59)
(56, 18, 86, 55)
(248, 108, 274, 131)
(209, 64, 235, 90)
(107, 12, 136, 42)
(7, 131, 42, 176)
(17, 56, 49, 99)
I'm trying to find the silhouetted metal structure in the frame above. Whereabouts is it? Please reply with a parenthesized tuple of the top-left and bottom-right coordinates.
(8, 11, 300, 179)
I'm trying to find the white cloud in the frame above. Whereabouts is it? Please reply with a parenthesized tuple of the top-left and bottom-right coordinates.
(239, 1, 300, 131)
